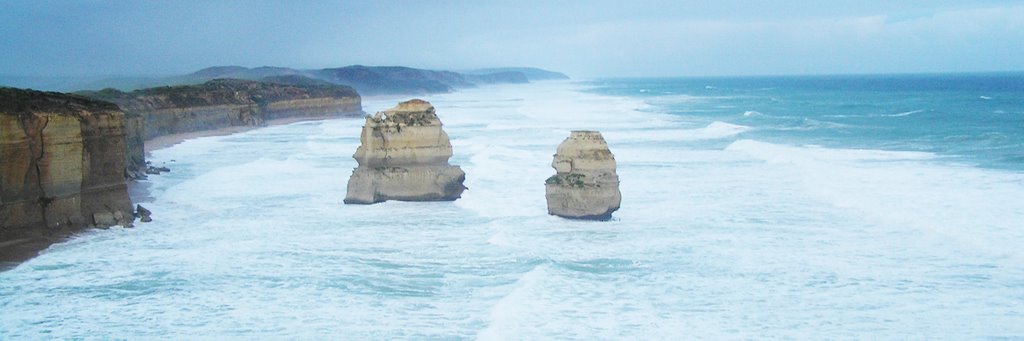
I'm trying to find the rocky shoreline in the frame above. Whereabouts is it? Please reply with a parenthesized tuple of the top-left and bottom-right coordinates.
(1, 77, 364, 270)
(1, 71, 576, 271)
(1, 88, 134, 270)
(77, 78, 363, 179)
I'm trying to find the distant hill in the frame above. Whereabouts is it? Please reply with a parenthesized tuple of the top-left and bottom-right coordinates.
(185, 66, 307, 81)
(462, 71, 530, 85)
(5, 65, 569, 95)
(258, 75, 338, 87)
(312, 65, 470, 95)
(465, 67, 570, 81)
(75, 77, 358, 111)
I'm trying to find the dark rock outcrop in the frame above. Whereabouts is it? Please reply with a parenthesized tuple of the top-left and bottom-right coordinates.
(123, 113, 146, 179)
(1, 87, 134, 266)
(545, 131, 621, 220)
(135, 204, 152, 223)
(344, 99, 466, 204)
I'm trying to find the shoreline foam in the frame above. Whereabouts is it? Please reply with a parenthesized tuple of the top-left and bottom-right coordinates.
(1, 113, 364, 272)
(143, 114, 363, 153)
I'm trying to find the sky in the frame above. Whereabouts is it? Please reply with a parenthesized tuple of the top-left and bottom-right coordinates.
(1, 0, 1022, 78)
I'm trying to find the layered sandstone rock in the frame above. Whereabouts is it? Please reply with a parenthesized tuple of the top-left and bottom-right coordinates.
(122, 114, 146, 179)
(81, 78, 362, 139)
(545, 131, 621, 220)
(78, 78, 363, 175)
(344, 99, 466, 204)
(1, 87, 134, 262)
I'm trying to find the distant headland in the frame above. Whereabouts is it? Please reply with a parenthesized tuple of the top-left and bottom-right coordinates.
(0, 65, 570, 95)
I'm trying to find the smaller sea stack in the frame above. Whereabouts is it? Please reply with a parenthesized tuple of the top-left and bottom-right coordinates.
(344, 99, 466, 204)
(545, 130, 621, 220)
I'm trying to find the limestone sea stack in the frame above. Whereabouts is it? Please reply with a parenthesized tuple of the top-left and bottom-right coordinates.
(344, 99, 466, 204)
(545, 131, 621, 220)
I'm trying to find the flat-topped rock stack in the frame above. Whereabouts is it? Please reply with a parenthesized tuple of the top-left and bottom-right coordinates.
(545, 130, 621, 220)
(344, 99, 466, 204)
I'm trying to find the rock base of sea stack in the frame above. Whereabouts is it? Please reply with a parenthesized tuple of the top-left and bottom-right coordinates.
(545, 130, 621, 220)
(344, 99, 466, 204)
(343, 166, 466, 204)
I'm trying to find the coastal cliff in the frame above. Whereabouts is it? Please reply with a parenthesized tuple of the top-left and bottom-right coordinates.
(1, 87, 134, 265)
(80, 78, 362, 140)
(344, 99, 466, 204)
(545, 131, 621, 220)
(79, 78, 362, 178)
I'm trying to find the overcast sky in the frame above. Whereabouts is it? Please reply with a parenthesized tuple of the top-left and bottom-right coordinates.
(1, 0, 1022, 78)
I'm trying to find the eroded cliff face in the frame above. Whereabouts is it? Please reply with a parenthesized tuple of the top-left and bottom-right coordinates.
(123, 114, 146, 179)
(344, 99, 466, 204)
(64, 77, 364, 190)
(1, 87, 134, 250)
(545, 131, 621, 220)
(78, 78, 363, 170)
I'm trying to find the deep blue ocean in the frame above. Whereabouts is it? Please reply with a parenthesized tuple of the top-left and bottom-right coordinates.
(589, 73, 1024, 170)
(2, 75, 1023, 338)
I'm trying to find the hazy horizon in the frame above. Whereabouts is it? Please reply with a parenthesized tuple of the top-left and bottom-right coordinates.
(1, 0, 1023, 79)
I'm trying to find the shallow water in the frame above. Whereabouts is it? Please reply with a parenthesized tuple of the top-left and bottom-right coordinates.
(2, 79, 1023, 338)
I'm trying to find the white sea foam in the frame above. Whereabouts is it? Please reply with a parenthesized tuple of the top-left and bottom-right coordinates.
(3, 81, 1024, 339)
(726, 139, 1024, 262)
(884, 109, 926, 117)
(825, 109, 926, 118)
(603, 121, 750, 143)
(725, 139, 936, 163)
(644, 94, 716, 106)
(477, 265, 548, 340)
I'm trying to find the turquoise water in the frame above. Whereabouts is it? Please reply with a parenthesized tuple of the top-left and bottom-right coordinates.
(589, 73, 1024, 169)
(2, 77, 1023, 338)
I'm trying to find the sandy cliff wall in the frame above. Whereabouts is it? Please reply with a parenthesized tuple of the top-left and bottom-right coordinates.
(79, 78, 362, 150)
(77, 79, 362, 177)
(1, 88, 134, 245)
(123, 114, 146, 178)
(131, 97, 361, 140)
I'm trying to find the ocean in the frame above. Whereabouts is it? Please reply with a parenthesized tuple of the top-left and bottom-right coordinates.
(2, 74, 1023, 338)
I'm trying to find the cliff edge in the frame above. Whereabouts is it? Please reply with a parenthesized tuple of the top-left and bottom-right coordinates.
(1, 87, 134, 267)
(344, 99, 466, 204)
(79, 77, 363, 178)
(81, 78, 362, 139)
(545, 131, 621, 220)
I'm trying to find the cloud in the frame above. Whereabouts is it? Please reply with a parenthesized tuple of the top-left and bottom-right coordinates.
(452, 5, 1024, 77)
(0, 1, 1021, 78)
